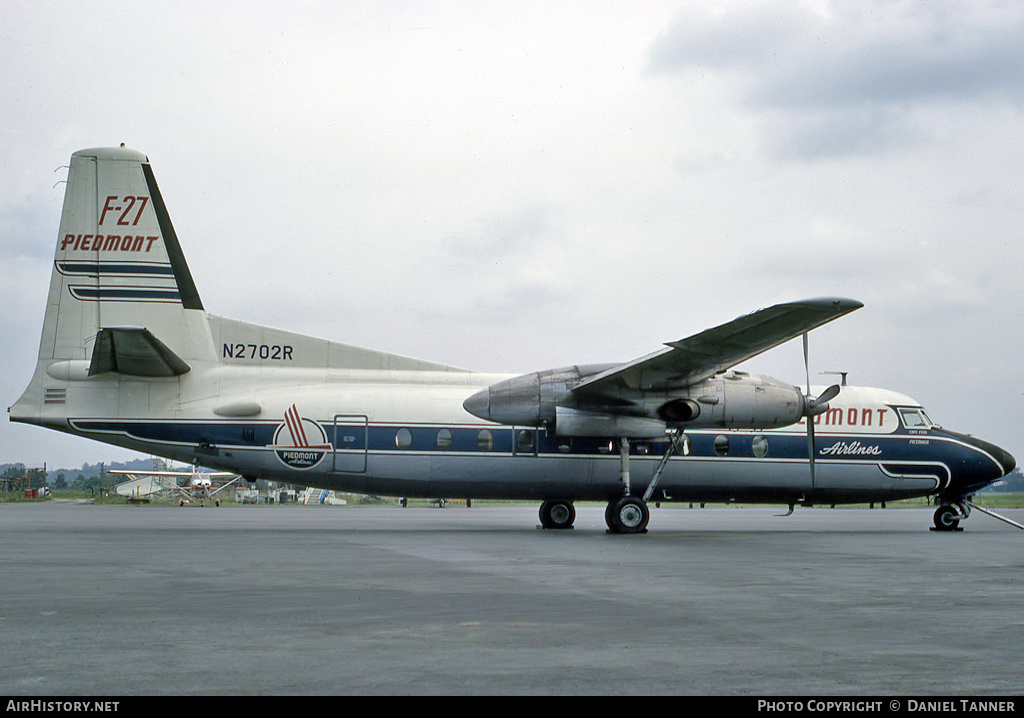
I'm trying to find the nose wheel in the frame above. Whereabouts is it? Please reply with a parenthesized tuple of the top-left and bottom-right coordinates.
(932, 504, 964, 532)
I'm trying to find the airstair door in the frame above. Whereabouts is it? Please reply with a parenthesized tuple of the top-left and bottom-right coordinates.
(333, 415, 368, 473)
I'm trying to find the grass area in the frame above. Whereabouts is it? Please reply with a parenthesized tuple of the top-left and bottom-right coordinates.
(953, 492, 1024, 508)
(850, 493, 1024, 509)
(6, 490, 1024, 508)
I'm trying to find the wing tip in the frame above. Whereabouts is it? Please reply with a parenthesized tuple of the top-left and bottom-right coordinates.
(787, 297, 863, 313)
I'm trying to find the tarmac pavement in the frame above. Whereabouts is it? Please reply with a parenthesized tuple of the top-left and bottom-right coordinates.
(1, 501, 1021, 696)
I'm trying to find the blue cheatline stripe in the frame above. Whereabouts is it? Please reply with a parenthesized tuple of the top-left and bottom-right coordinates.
(68, 418, 970, 465)
(57, 261, 175, 277)
(68, 286, 181, 302)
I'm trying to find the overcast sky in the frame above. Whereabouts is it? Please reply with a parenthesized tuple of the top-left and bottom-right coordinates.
(3, 0, 1023, 471)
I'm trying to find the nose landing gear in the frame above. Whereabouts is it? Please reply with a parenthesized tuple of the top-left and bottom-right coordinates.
(932, 500, 1024, 532)
(932, 504, 965, 532)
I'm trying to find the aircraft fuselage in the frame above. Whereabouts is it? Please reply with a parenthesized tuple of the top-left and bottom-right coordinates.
(23, 371, 1011, 509)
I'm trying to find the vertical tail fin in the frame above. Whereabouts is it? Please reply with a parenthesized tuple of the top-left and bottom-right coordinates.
(11, 146, 215, 427)
(39, 146, 209, 366)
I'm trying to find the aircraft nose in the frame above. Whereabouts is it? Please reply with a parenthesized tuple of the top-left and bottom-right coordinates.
(463, 388, 490, 421)
(947, 430, 1016, 478)
(992, 442, 1016, 477)
(936, 429, 1016, 499)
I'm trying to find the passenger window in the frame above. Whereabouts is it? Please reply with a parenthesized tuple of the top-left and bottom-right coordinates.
(517, 429, 534, 453)
(679, 434, 691, 456)
(477, 429, 494, 451)
(714, 435, 730, 457)
(395, 428, 412, 449)
(436, 428, 453, 450)
(752, 435, 768, 458)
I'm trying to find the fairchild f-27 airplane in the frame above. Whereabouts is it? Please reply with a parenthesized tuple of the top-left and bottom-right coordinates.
(8, 147, 1018, 533)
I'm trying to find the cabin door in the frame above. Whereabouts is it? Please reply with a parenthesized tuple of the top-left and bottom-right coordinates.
(333, 415, 368, 473)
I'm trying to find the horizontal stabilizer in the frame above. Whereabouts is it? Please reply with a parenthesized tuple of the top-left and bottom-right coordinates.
(88, 327, 191, 377)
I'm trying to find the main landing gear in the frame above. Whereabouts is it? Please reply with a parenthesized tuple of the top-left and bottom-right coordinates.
(537, 495, 652, 533)
(606, 495, 650, 534)
(539, 500, 576, 529)
(536, 496, 650, 533)
(538, 432, 684, 534)
(605, 432, 683, 534)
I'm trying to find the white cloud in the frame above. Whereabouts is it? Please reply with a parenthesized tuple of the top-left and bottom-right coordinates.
(649, 1, 1024, 159)
(2, 1, 1023, 469)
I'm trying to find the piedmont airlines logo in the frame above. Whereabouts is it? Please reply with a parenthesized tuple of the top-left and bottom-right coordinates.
(820, 440, 882, 457)
(272, 404, 331, 469)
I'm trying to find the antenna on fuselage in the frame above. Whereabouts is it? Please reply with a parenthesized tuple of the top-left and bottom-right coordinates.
(821, 371, 849, 386)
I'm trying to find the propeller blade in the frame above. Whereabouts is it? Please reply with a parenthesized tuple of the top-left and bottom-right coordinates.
(807, 412, 816, 490)
(813, 384, 841, 409)
(803, 332, 810, 396)
(803, 384, 842, 417)
(800, 332, 838, 494)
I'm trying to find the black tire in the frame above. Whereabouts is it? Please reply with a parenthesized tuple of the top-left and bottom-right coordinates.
(606, 496, 649, 534)
(539, 500, 576, 529)
(933, 505, 960, 531)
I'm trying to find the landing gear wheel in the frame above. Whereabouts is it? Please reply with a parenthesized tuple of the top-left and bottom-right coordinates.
(933, 505, 961, 532)
(539, 500, 576, 529)
(606, 496, 649, 534)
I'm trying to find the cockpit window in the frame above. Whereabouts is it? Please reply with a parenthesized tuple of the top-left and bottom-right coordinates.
(899, 408, 931, 429)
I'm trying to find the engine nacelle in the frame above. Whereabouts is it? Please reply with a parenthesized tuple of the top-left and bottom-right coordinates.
(682, 372, 804, 429)
(463, 367, 807, 437)
(462, 364, 616, 428)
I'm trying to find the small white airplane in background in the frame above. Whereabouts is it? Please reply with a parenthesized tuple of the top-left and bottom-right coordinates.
(109, 467, 239, 506)
(8, 147, 1017, 533)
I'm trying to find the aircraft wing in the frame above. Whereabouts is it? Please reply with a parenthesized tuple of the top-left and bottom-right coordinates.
(572, 297, 863, 395)
(108, 470, 193, 477)
(209, 477, 241, 495)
